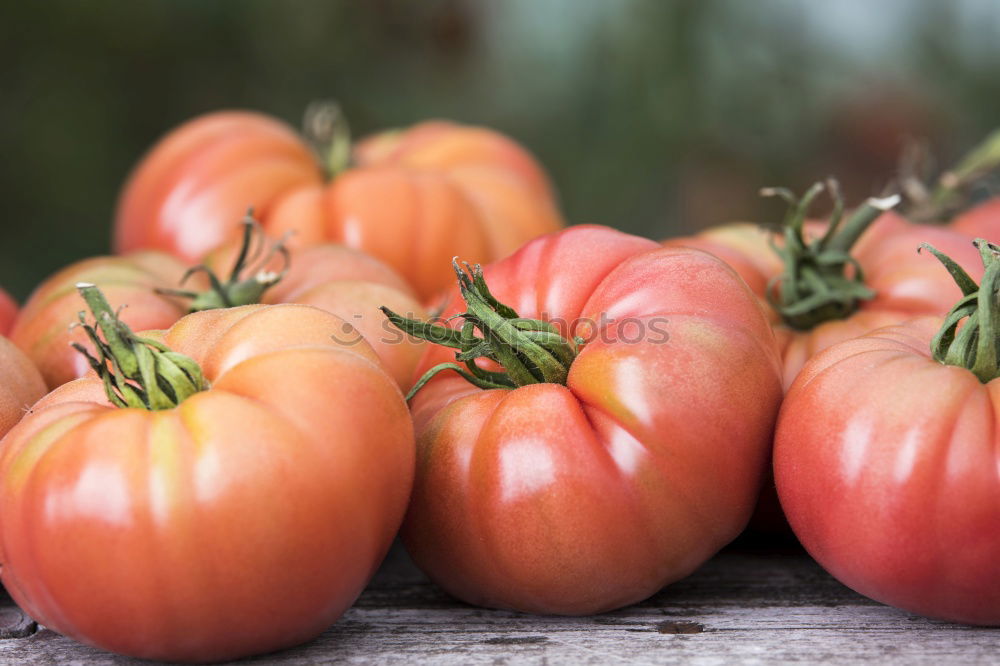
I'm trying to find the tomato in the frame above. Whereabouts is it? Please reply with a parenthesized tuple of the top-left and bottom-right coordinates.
(0, 288, 414, 661)
(9, 252, 193, 389)
(204, 230, 427, 389)
(666, 186, 983, 389)
(353, 120, 553, 201)
(114, 107, 563, 300)
(13, 222, 425, 391)
(382, 225, 782, 614)
(950, 196, 1000, 240)
(0, 335, 45, 439)
(775, 240, 1000, 624)
(0, 288, 17, 335)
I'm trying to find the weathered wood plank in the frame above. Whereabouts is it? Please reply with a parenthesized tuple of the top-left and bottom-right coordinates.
(0, 544, 996, 664)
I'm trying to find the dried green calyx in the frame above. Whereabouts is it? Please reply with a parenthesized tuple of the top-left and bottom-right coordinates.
(923, 239, 1000, 383)
(381, 261, 580, 400)
(158, 209, 289, 312)
(73, 283, 207, 410)
(764, 180, 900, 331)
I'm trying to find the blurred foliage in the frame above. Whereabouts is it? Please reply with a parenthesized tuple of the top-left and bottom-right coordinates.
(2, 0, 1000, 298)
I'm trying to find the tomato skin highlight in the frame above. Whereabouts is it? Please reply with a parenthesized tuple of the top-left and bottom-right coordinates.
(402, 225, 783, 615)
(114, 111, 563, 301)
(774, 317, 1000, 625)
(0, 304, 414, 662)
(114, 111, 322, 261)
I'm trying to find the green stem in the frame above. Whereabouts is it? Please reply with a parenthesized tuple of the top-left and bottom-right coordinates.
(763, 180, 899, 331)
(303, 100, 352, 179)
(158, 209, 289, 312)
(924, 239, 1000, 383)
(73, 284, 207, 409)
(825, 196, 897, 255)
(381, 261, 581, 400)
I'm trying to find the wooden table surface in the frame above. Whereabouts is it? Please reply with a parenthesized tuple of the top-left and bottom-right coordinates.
(0, 540, 996, 665)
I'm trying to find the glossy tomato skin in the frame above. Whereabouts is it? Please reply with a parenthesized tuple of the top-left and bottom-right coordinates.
(205, 241, 428, 389)
(666, 212, 984, 388)
(9, 252, 193, 389)
(0, 288, 17, 335)
(115, 111, 563, 302)
(265, 166, 557, 301)
(115, 112, 322, 262)
(403, 226, 783, 614)
(0, 336, 45, 438)
(259, 123, 565, 300)
(0, 304, 414, 661)
(775, 318, 1000, 625)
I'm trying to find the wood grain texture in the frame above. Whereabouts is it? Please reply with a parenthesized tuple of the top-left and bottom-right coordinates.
(0, 543, 997, 664)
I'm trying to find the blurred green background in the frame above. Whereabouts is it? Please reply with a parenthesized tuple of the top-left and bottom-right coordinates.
(3, 0, 1000, 299)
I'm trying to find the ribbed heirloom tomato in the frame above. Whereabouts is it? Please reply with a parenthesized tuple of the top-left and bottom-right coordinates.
(201, 220, 427, 389)
(382, 225, 783, 614)
(12, 218, 425, 391)
(775, 241, 1000, 625)
(0, 288, 414, 661)
(114, 105, 564, 300)
(9, 252, 192, 388)
(666, 183, 983, 388)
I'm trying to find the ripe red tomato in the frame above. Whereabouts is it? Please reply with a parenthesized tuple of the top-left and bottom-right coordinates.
(0, 335, 45, 438)
(114, 108, 563, 300)
(950, 196, 1000, 240)
(0, 292, 414, 661)
(386, 225, 782, 614)
(9, 252, 192, 389)
(204, 232, 427, 389)
(666, 187, 982, 389)
(775, 239, 1000, 625)
(0, 288, 17, 335)
(13, 224, 425, 391)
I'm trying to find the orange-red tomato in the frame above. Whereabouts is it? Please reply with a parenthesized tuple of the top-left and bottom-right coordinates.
(0, 288, 17, 335)
(0, 303, 414, 661)
(775, 317, 1000, 625)
(0, 336, 45, 438)
(400, 225, 782, 614)
(9, 252, 192, 389)
(205, 240, 427, 388)
(115, 111, 563, 300)
(667, 211, 983, 388)
(949, 196, 1000, 240)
